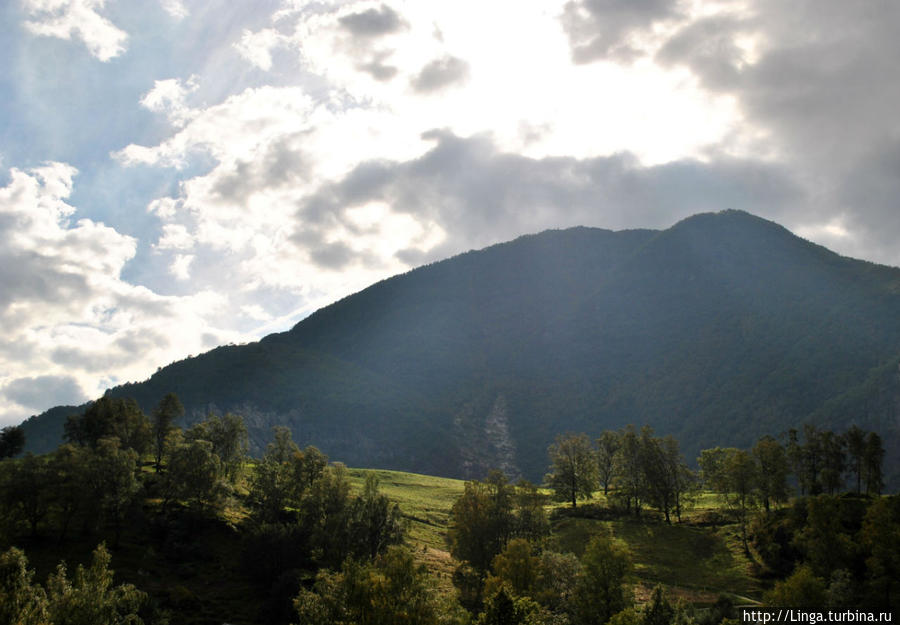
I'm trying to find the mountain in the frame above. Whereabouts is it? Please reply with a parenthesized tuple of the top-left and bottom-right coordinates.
(19, 210, 900, 484)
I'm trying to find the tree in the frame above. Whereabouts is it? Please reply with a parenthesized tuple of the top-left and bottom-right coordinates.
(698, 447, 739, 494)
(641, 432, 692, 523)
(819, 430, 846, 495)
(572, 534, 631, 625)
(477, 585, 547, 625)
(596, 431, 620, 497)
(83, 438, 140, 547)
(794, 496, 855, 578)
(534, 550, 581, 615)
(860, 496, 900, 608)
(448, 471, 516, 573)
(700, 447, 759, 553)
(45, 543, 152, 625)
(512, 480, 550, 543)
(546, 433, 598, 508)
(485, 538, 541, 599)
(0, 547, 48, 625)
(642, 586, 676, 625)
(294, 545, 449, 625)
(862, 432, 884, 495)
(65, 397, 151, 456)
(615, 426, 645, 515)
(1, 544, 155, 625)
(186, 413, 248, 483)
(722, 449, 759, 554)
(249, 427, 327, 523)
(151, 393, 183, 472)
(4, 453, 50, 537)
(0, 425, 25, 459)
(300, 463, 354, 568)
(347, 473, 405, 560)
(165, 438, 227, 515)
(763, 565, 827, 608)
(753, 435, 790, 513)
(47, 444, 88, 543)
(843, 425, 867, 494)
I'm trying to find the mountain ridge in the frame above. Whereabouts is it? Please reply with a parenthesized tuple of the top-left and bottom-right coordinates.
(19, 210, 900, 485)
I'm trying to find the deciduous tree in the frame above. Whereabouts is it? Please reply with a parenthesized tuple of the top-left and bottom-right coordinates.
(546, 433, 598, 508)
(152, 392, 183, 472)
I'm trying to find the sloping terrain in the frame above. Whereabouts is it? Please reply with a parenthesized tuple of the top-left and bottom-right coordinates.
(21, 210, 900, 483)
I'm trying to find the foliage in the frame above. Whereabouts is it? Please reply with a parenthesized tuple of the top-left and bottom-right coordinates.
(64, 397, 151, 456)
(0, 544, 159, 625)
(164, 438, 228, 515)
(293, 546, 451, 625)
(448, 471, 517, 573)
(449, 471, 549, 576)
(0, 425, 25, 459)
(185, 413, 248, 483)
(249, 427, 327, 523)
(347, 474, 405, 560)
(151, 393, 183, 473)
(763, 565, 827, 607)
(596, 431, 620, 496)
(571, 533, 631, 625)
(0, 546, 48, 625)
(752, 436, 790, 513)
(546, 433, 598, 508)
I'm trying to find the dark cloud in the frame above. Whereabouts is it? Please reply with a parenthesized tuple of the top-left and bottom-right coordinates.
(212, 136, 308, 204)
(356, 50, 399, 81)
(338, 4, 405, 38)
(656, 14, 744, 90)
(4, 375, 88, 410)
(0, 250, 88, 310)
(296, 131, 801, 264)
(654, 1, 900, 264)
(410, 56, 470, 93)
(358, 60, 398, 81)
(561, 0, 683, 63)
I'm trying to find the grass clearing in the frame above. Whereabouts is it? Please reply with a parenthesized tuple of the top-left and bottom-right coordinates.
(549, 508, 760, 605)
(348, 468, 466, 583)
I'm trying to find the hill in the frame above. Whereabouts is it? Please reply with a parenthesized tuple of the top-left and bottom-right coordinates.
(20, 210, 900, 484)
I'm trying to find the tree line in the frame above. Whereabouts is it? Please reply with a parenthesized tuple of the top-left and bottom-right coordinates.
(545, 423, 885, 518)
(0, 392, 423, 624)
(0, 393, 894, 624)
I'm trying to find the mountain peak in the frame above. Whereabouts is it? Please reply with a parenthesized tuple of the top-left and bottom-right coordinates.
(20, 212, 900, 486)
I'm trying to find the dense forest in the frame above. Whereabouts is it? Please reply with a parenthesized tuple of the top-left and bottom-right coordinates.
(17, 211, 900, 487)
(2, 394, 898, 624)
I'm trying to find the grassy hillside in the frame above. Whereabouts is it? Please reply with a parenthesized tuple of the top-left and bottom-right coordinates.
(346, 468, 760, 604)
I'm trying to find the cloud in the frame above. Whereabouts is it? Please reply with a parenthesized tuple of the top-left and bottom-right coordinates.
(22, 0, 128, 61)
(410, 55, 470, 93)
(0, 164, 243, 425)
(338, 3, 405, 38)
(298, 130, 801, 263)
(140, 77, 199, 128)
(158, 0, 188, 20)
(3, 375, 88, 410)
(560, 0, 684, 63)
(653, 0, 900, 265)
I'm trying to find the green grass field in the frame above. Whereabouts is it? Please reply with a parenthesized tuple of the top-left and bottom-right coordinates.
(347, 470, 761, 605)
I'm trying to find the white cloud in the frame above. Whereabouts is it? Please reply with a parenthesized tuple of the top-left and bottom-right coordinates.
(0, 164, 243, 426)
(140, 76, 199, 128)
(159, 0, 188, 20)
(22, 0, 128, 61)
(170, 253, 194, 280)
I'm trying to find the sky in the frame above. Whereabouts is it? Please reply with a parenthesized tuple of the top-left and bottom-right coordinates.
(1, 0, 899, 426)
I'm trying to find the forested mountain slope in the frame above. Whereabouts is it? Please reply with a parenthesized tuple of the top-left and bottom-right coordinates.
(20, 210, 900, 484)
